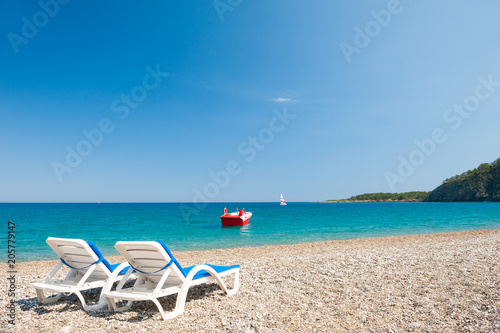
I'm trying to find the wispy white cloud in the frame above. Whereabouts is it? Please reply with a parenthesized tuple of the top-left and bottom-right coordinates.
(272, 97, 292, 102)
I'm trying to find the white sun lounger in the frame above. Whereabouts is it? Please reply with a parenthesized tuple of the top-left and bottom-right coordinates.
(32, 237, 132, 311)
(104, 240, 240, 320)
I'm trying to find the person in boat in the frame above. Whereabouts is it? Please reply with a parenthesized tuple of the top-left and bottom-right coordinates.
(239, 209, 243, 216)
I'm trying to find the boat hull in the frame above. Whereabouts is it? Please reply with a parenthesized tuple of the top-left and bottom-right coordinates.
(221, 212, 252, 226)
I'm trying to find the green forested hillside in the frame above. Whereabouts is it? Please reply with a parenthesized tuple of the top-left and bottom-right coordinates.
(328, 191, 430, 202)
(426, 158, 500, 202)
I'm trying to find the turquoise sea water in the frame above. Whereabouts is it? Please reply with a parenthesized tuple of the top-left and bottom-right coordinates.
(2, 202, 500, 262)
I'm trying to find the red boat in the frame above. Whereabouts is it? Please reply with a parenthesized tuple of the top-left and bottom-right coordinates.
(220, 208, 252, 226)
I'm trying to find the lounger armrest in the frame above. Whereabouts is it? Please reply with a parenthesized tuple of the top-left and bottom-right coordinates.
(110, 262, 130, 278)
(183, 264, 239, 296)
(44, 261, 64, 283)
(184, 264, 217, 281)
(115, 266, 135, 291)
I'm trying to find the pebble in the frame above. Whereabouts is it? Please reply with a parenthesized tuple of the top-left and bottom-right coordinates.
(1, 229, 499, 332)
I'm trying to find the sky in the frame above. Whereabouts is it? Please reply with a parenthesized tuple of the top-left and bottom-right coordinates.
(1, 0, 500, 203)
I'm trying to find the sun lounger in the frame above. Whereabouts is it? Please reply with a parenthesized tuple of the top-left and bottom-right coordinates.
(104, 240, 240, 320)
(32, 237, 132, 311)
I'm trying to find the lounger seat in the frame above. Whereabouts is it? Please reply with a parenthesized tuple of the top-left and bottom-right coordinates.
(104, 240, 240, 320)
(32, 237, 133, 311)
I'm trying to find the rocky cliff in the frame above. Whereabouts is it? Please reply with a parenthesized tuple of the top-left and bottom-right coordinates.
(426, 159, 500, 202)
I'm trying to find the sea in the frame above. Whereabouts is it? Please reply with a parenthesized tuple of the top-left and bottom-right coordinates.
(2, 202, 500, 262)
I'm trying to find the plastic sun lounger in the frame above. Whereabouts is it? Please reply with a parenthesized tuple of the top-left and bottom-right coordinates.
(104, 240, 240, 320)
(32, 237, 132, 311)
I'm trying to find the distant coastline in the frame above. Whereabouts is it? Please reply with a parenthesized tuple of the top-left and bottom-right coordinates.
(322, 191, 429, 203)
(323, 157, 500, 203)
(320, 199, 423, 203)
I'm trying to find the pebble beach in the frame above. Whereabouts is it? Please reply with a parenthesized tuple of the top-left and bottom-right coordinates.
(2, 229, 500, 332)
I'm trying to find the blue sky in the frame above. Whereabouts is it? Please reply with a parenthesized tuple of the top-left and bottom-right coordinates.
(1, 0, 500, 203)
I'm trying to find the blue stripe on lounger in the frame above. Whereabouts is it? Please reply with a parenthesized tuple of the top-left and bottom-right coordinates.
(87, 241, 129, 275)
(129, 258, 175, 274)
(60, 257, 103, 270)
(155, 240, 239, 279)
(108, 263, 131, 275)
(155, 240, 188, 276)
(182, 264, 240, 280)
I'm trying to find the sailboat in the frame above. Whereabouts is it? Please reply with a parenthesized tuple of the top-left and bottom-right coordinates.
(280, 193, 287, 206)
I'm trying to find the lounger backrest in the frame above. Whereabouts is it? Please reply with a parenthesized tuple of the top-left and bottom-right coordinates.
(46, 237, 112, 279)
(114, 241, 185, 284)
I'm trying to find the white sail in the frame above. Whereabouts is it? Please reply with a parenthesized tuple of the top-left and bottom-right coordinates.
(280, 193, 287, 205)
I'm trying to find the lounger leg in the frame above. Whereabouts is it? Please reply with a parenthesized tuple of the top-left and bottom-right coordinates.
(78, 292, 108, 311)
(153, 296, 185, 320)
(35, 288, 62, 304)
(225, 270, 240, 296)
(74, 291, 91, 311)
(203, 268, 240, 296)
(90, 281, 118, 312)
(106, 297, 133, 312)
(106, 297, 115, 311)
(154, 270, 239, 321)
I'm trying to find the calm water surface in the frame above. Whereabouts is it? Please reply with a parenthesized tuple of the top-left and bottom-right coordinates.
(1, 202, 499, 261)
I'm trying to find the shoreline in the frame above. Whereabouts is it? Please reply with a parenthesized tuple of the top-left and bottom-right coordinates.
(12, 227, 500, 263)
(2, 229, 499, 332)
